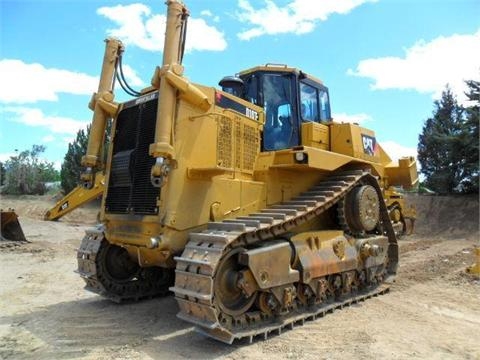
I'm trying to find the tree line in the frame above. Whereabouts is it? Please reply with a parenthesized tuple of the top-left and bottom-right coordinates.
(1, 124, 108, 195)
(418, 80, 479, 194)
(0, 145, 59, 195)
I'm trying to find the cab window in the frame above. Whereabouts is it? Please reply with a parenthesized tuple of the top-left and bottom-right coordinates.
(319, 88, 330, 121)
(244, 75, 259, 105)
(300, 82, 331, 122)
(300, 83, 319, 122)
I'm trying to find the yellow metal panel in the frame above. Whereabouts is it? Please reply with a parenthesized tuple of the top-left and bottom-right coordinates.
(179, 113, 220, 169)
(255, 147, 386, 182)
(330, 123, 381, 163)
(330, 123, 355, 157)
(304, 147, 356, 171)
(301, 122, 329, 150)
(377, 143, 392, 165)
(385, 156, 419, 189)
(106, 218, 164, 247)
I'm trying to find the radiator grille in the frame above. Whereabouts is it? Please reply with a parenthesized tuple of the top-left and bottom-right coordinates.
(105, 96, 159, 215)
(217, 117, 233, 168)
(235, 121, 242, 169)
(217, 115, 259, 173)
(243, 123, 258, 170)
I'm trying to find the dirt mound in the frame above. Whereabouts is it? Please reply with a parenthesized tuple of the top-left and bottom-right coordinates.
(406, 194, 479, 240)
(1, 194, 99, 225)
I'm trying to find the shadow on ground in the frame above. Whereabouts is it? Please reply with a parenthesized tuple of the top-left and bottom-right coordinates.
(0, 294, 237, 359)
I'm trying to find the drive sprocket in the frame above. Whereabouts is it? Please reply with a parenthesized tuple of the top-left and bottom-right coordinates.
(338, 184, 380, 235)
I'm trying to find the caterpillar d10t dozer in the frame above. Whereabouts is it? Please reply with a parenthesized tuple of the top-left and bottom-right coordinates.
(76, 0, 418, 343)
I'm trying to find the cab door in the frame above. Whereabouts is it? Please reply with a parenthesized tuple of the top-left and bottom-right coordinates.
(261, 73, 300, 151)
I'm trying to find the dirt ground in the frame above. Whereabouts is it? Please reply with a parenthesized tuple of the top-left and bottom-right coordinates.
(1, 193, 479, 360)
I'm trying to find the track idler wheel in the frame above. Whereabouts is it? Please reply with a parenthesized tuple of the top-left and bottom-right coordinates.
(95, 239, 174, 299)
(339, 185, 380, 234)
(98, 241, 140, 284)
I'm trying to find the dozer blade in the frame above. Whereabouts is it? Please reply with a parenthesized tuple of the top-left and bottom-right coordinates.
(1, 209, 27, 242)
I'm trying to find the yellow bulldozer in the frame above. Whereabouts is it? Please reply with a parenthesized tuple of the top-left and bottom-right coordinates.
(75, 0, 418, 343)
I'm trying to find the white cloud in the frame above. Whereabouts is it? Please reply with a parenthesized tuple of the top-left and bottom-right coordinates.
(201, 9, 220, 22)
(187, 18, 227, 51)
(0, 59, 98, 104)
(42, 135, 55, 143)
(236, 0, 376, 40)
(1, 106, 87, 135)
(380, 140, 417, 163)
(333, 112, 371, 124)
(97, 4, 227, 52)
(348, 29, 480, 104)
(0, 152, 16, 162)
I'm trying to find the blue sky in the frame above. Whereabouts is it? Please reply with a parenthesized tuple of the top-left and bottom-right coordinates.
(1, 0, 479, 169)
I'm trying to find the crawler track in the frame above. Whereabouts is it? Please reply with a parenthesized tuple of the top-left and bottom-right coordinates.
(77, 228, 174, 303)
(171, 170, 398, 343)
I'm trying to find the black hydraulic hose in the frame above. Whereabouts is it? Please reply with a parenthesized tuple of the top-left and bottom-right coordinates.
(179, 10, 189, 64)
(115, 71, 139, 97)
(116, 54, 142, 97)
(112, 57, 119, 93)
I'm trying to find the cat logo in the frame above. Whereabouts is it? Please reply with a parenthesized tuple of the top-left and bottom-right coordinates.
(60, 201, 69, 211)
(361, 134, 377, 156)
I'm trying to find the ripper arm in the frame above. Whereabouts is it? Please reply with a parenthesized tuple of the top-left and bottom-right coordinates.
(81, 38, 122, 188)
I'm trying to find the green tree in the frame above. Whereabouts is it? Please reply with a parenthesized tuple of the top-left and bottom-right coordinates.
(61, 126, 89, 194)
(0, 161, 5, 186)
(60, 121, 111, 194)
(418, 84, 479, 194)
(460, 80, 479, 193)
(2, 145, 59, 195)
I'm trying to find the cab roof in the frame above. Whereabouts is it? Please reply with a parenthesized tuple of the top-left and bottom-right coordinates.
(239, 64, 325, 86)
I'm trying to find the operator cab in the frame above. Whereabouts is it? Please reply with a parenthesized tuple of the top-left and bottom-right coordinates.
(219, 64, 331, 151)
